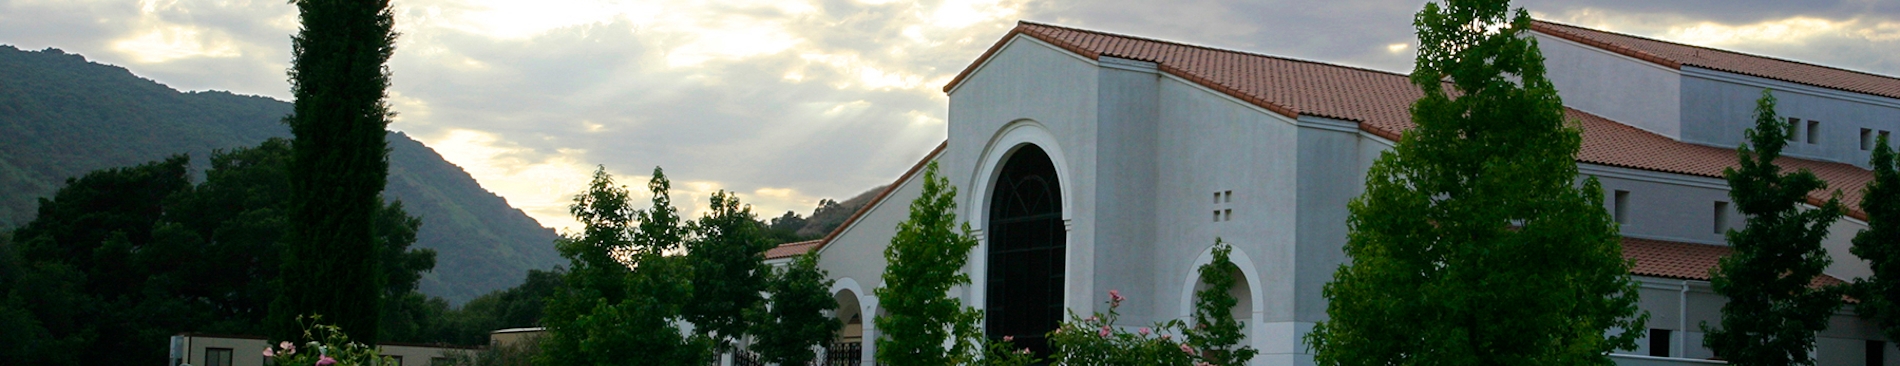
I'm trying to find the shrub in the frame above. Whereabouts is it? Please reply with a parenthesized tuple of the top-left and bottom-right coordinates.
(1047, 290, 1199, 365)
(262, 315, 389, 366)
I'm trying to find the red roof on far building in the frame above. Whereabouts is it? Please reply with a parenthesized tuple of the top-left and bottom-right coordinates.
(766, 239, 824, 260)
(944, 21, 1877, 219)
(1531, 20, 1900, 100)
(1623, 237, 1846, 288)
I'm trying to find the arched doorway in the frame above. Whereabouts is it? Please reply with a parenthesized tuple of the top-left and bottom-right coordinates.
(829, 289, 863, 366)
(986, 144, 1064, 357)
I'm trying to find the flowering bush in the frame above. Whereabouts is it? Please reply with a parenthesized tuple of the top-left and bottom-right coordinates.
(971, 335, 1040, 366)
(261, 315, 390, 366)
(1046, 290, 1204, 365)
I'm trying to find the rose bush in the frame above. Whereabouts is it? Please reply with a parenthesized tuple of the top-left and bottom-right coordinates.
(1046, 290, 1206, 365)
(262, 315, 390, 366)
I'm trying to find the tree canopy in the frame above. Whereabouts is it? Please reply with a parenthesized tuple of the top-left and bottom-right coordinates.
(1854, 134, 1900, 346)
(1703, 91, 1846, 366)
(273, 0, 401, 343)
(1307, 0, 1644, 364)
(875, 162, 984, 366)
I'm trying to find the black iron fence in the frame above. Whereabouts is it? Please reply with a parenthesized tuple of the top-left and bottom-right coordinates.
(825, 342, 862, 366)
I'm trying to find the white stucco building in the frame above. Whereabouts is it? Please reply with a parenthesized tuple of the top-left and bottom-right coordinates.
(768, 20, 1900, 366)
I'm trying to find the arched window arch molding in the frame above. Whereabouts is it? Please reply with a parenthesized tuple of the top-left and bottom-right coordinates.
(966, 119, 1075, 226)
(966, 118, 1085, 337)
(1176, 242, 1265, 352)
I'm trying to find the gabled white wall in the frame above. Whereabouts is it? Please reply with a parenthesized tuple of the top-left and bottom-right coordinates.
(1533, 31, 1683, 140)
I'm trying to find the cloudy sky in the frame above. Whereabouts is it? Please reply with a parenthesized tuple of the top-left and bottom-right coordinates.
(3, 0, 1896, 233)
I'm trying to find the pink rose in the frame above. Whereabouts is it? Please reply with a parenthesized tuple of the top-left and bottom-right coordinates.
(1109, 289, 1125, 303)
(1099, 326, 1111, 338)
(1161, 334, 1172, 340)
(1018, 348, 1031, 354)
(1179, 343, 1196, 355)
(1139, 327, 1151, 336)
(1003, 335, 1014, 342)
(262, 347, 275, 357)
(316, 355, 338, 366)
(280, 341, 296, 355)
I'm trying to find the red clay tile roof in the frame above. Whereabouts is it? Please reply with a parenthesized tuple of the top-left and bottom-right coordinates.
(1623, 237, 1846, 288)
(766, 239, 824, 260)
(1531, 20, 1900, 100)
(943, 21, 1877, 220)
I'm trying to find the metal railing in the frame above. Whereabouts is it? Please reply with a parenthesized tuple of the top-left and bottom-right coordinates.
(824, 342, 862, 366)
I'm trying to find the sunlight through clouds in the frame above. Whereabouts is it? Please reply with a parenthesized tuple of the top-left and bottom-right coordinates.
(425, 129, 598, 233)
(112, 24, 242, 63)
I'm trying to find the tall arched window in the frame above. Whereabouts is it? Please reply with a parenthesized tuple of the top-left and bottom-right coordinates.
(986, 144, 1064, 357)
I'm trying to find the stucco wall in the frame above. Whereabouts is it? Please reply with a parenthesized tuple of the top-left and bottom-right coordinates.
(1679, 68, 1900, 169)
(1534, 32, 1683, 140)
(945, 34, 1102, 316)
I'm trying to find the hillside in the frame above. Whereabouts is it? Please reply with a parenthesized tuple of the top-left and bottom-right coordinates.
(0, 45, 562, 304)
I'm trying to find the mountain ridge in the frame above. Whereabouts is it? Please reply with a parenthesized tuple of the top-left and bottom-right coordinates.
(0, 45, 563, 304)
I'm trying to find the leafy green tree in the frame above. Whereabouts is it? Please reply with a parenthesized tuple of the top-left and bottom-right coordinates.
(539, 167, 708, 366)
(274, 0, 401, 343)
(751, 253, 842, 365)
(1703, 91, 1846, 365)
(683, 190, 775, 350)
(1187, 239, 1256, 365)
(1306, 1, 1645, 364)
(9, 156, 189, 365)
(874, 162, 984, 366)
(1853, 135, 1900, 345)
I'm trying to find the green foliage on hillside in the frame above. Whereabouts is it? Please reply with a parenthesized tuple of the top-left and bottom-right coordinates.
(1308, 0, 1644, 363)
(0, 45, 561, 304)
(761, 185, 887, 243)
(0, 141, 437, 364)
(1704, 91, 1846, 366)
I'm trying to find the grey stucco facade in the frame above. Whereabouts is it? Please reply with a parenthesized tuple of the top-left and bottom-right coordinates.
(808, 24, 1900, 366)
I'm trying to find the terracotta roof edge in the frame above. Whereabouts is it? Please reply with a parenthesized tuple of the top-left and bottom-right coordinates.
(810, 141, 949, 257)
(1530, 20, 1683, 70)
(1532, 19, 1900, 92)
(1017, 20, 1415, 79)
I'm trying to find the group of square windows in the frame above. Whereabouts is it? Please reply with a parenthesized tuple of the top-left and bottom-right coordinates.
(1212, 190, 1234, 222)
(1647, 329, 1888, 365)
(1786, 117, 1893, 152)
(1608, 190, 1730, 235)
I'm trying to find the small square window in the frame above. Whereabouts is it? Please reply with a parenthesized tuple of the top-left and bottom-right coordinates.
(1806, 120, 1820, 144)
(1213, 211, 1221, 222)
(1613, 190, 1630, 225)
(1787, 118, 1801, 142)
(1868, 340, 1886, 366)
(1224, 190, 1233, 203)
(205, 348, 234, 366)
(1714, 202, 1730, 234)
(1213, 192, 1221, 204)
(1648, 329, 1673, 357)
(1223, 209, 1232, 221)
(1863, 128, 1874, 151)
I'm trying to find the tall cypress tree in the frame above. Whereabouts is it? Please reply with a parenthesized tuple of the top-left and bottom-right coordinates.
(270, 0, 398, 343)
(1854, 135, 1900, 344)
(1703, 91, 1845, 365)
(1306, 0, 1644, 363)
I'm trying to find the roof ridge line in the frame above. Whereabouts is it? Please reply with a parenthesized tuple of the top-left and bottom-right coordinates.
(1531, 19, 1900, 85)
(1016, 20, 1416, 79)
